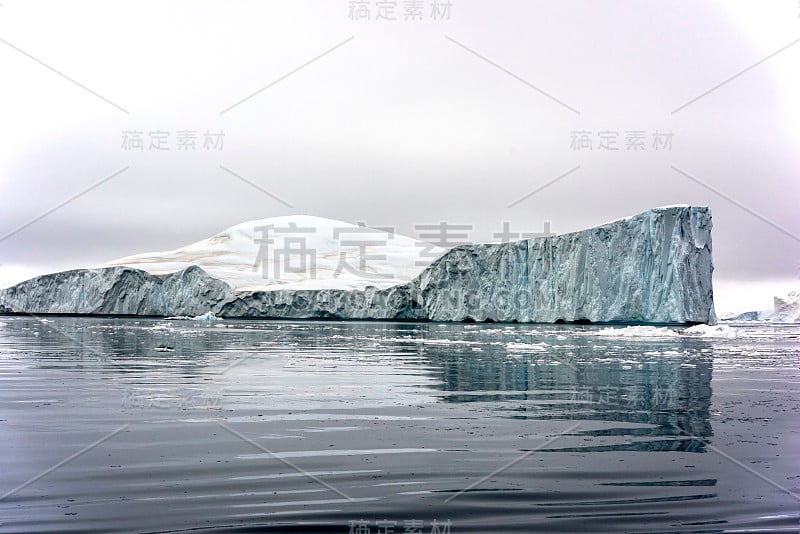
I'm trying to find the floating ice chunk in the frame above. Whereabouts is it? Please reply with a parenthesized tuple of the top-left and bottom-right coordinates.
(683, 324, 737, 338)
(596, 326, 680, 338)
(420, 339, 479, 346)
(505, 342, 549, 352)
(191, 311, 221, 321)
(165, 311, 221, 321)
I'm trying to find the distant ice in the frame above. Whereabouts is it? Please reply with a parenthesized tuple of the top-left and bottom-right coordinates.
(723, 290, 800, 323)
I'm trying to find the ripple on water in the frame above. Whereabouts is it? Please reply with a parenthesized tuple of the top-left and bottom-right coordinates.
(0, 318, 797, 533)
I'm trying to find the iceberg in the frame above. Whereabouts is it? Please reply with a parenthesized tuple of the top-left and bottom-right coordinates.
(0, 206, 716, 324)
(724, 290, 800, 323)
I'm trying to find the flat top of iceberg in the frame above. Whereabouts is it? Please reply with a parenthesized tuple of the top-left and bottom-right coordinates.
(103, 215, 446, 292)
(565, 205, 698, 235)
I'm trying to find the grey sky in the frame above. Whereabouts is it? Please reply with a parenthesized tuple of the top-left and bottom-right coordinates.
(0, 0, 798, 314)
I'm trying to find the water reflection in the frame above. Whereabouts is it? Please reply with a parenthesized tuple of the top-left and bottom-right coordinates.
(4, 319, 714, 442)
(429, 343, 713, 438)
(0, 317, 797, 534)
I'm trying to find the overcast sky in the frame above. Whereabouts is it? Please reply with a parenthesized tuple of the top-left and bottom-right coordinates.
(0, 0, 798, 314)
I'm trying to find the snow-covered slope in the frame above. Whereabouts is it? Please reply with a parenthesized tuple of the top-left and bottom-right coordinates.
(103, 216, 444, 292)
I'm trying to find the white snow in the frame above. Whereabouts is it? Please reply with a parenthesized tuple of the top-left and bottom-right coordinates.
(103, 215, 445, 292)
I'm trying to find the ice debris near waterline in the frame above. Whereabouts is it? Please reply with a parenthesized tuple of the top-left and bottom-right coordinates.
(0, 206, 716, 324)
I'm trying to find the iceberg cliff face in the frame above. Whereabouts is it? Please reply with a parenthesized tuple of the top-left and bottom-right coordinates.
(0, 206, 716, 324)
(410, 205, 715, 323)
(0, 266, 234, 316)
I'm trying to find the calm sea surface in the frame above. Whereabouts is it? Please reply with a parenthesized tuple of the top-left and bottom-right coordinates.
(0, 317, 798, 533)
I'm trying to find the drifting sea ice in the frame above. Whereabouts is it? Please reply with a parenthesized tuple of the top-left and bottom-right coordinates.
(164, 312, 222, 321)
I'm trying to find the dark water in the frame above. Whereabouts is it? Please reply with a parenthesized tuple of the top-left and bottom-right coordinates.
(0, 317, 798, 533)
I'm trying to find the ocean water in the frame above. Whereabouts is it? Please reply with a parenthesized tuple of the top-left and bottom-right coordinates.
(0, 317, 798, 533)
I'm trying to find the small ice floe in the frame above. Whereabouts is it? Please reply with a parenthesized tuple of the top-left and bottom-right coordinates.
(164, 311, 222, 322)
(682, 324, 738, 339)
(421, 339, 479, 346)
(154, 344, 175, 352)
(596, 326, 679, 338)
(191, 311, 221, 321)
(505, 341, 549, 352)
(596, 324, 738, 339)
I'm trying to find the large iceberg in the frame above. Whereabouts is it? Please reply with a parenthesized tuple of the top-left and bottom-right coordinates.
(0, 206, 716, 324)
